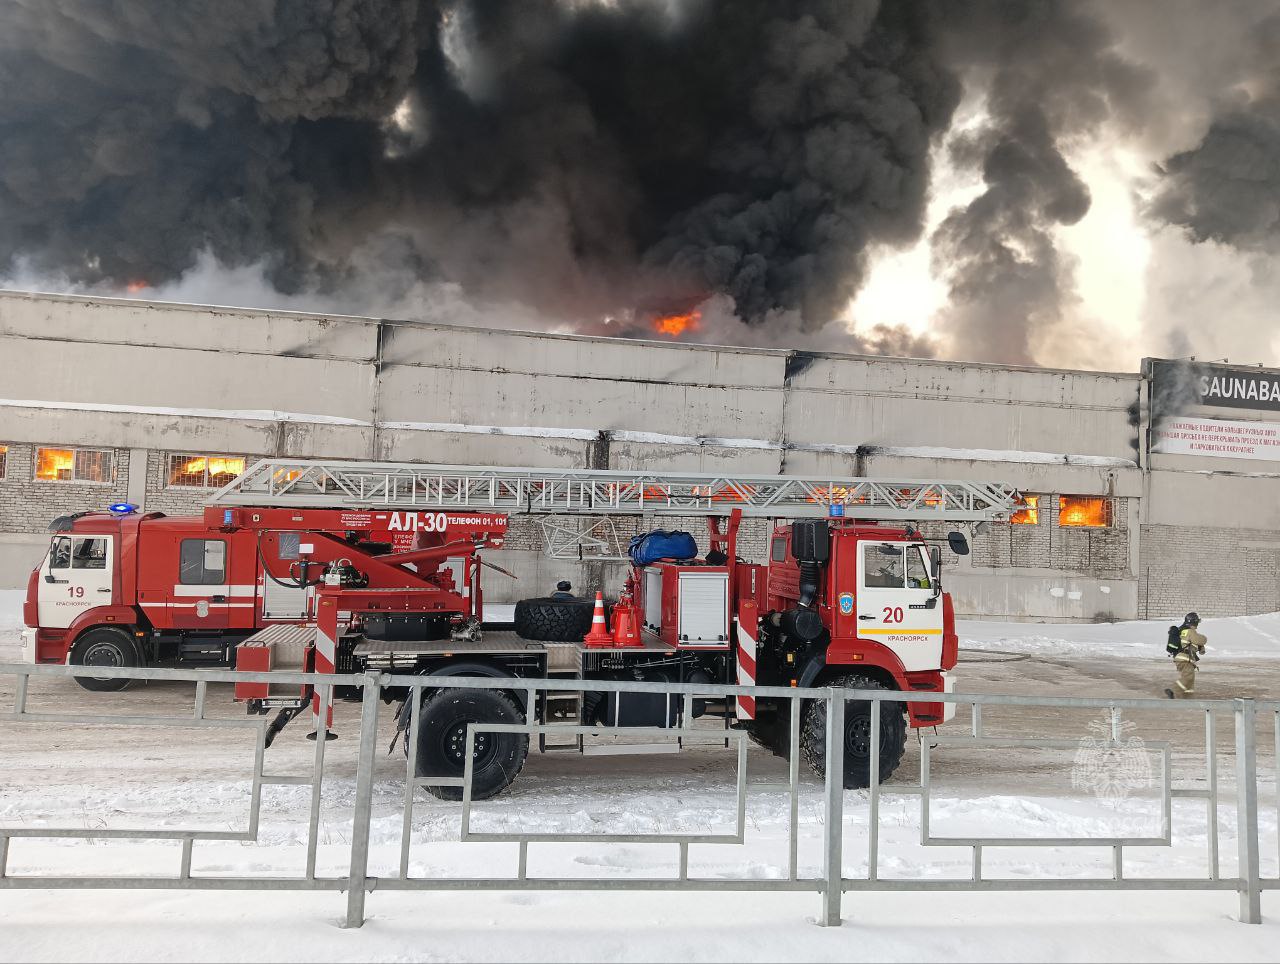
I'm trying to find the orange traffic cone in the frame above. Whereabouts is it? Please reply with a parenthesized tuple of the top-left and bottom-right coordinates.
(611, 595, 641, 647)
(583, 591, 614, 647)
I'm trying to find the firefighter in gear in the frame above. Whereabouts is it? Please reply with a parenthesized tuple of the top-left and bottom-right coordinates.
(1165, 612, 1206, 699)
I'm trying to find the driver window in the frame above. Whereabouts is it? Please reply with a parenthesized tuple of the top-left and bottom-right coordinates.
(71, 537, 108, 570)
(863, 543, 904, 588)
(905, 546, 931, 590)
(50, 536, 71, 570)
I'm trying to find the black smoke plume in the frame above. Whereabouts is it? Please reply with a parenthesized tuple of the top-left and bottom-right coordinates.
(0, 1, 1276, 364)
(1145, 5, 1280, 250)
(928, 1, 1152, 366)
(0, 0, 963, 349)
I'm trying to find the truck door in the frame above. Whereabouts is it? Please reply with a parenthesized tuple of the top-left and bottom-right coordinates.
(259, 531, 311, 621)
(855, 541, 943, 672)
(172, 537, 231, 631)
(38, 534, 114, 629)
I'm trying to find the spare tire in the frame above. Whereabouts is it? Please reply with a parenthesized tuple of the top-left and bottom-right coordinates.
(513, 596, 596, 641)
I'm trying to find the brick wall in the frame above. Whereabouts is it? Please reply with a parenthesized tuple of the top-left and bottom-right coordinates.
(966, 494, 1131, 576)
(1140, 524, 1280, 619)
(143, 450, 258, 517)
(0, 442, 130, 532)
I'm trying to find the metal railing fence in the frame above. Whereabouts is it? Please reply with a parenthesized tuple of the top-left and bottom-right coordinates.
(0, 662, 1276, 928)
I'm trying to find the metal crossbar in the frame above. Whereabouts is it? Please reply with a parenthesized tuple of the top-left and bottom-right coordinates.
(0, 662, 1274, 929)
(207, 458, 1024, 521)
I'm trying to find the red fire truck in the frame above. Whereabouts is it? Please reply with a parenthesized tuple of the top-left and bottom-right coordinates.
(21, 502, 507, 685)
(21, 459, 1023, 798)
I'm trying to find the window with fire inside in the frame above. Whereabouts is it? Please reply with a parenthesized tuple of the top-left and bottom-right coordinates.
(34, 448, 113, 484)
(167, 454, 246, 489)
(1057, 495, 1113, 528)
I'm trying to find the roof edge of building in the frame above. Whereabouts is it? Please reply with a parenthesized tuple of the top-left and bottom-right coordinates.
(0, 286, 1142, 381)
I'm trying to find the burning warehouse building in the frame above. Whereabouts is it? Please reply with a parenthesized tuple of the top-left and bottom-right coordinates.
(0, 289, 1277, 623)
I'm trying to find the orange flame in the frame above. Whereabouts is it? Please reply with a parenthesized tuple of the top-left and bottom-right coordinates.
(652, 309, 701, 337)
(125, 280, 148, 293)
(807, 486, 869, 505)
(1011, 495, 1039, 525)
(36, 448, 75, 481)
(182, 456, 245, 478)
(1058, 495, 1109, 527)
(691, 484, 756, 502)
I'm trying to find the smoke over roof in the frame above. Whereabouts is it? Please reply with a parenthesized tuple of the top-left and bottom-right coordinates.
(0, 1, 1276, 366)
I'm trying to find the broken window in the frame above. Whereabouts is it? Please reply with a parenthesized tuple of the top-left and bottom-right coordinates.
(0, 444, 6, 480)
(35, 447, 113, 483)
(1058, 495, 1112, 528)
(168, 454, 246, 488)
(1011, 495, 1040, 525)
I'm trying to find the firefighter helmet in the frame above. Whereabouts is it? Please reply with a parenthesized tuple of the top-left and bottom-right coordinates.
(1184, 611, 1201, 627)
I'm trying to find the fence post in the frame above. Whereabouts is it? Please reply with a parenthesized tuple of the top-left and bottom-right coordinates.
(344, 672, 383, 928)
(1234, 699, 1261, 924)
(820, 687, 845, 927)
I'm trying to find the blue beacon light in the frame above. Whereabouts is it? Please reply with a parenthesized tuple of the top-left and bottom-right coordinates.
(108, 502, 137, 515)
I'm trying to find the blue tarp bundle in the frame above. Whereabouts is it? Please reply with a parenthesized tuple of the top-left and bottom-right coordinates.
(628, 530, 699, 567)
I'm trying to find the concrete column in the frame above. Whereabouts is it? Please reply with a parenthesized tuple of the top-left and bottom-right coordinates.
(127, 448, 148, 509)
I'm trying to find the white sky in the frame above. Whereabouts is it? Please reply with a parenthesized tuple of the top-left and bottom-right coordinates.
(846, 117, 1280, 374)
(846, 142, 1156, 371)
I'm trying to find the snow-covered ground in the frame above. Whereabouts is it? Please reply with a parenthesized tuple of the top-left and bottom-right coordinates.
(959, 611, 1280, 660)
(1, 593, 1279, 960)
(0, 588, 24, 638)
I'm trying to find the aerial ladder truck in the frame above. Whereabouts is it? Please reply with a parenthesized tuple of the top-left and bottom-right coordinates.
(22, 458, 1024, 799)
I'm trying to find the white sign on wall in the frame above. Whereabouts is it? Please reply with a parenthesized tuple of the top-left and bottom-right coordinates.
(1153, 415, 1280, 461)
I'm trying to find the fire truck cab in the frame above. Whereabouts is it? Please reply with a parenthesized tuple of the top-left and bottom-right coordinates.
(22, 504, 505, 688)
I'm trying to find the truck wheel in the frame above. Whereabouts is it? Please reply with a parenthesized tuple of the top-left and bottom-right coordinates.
(746, 716, 791, 758)
(412, 688, 529, 801)
(800, 675, 907, 789)
(69, 628, 142, 693)
(513, 596, 594, 642)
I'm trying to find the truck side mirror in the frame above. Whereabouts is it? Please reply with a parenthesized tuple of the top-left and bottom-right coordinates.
(791, 520, 829, 563)
(947, 531, 970, 556)
(929, 545, 942, 584)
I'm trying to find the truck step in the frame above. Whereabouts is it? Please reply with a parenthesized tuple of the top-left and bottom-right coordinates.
(539, 731, 584, 753)
(582, 742, 681, 757)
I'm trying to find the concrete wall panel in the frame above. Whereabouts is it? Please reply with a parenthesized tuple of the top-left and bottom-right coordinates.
(0, 406, 374, 459)
(0, 533, 47, 586)
(376, 429, 594, 468)
(376, 364, 783, 439)
(949, 570, 1136, 623)
(1147, 471, 1280, 530)
(0, 291, 379, 361)
(2, 337, 376, 420)
(382, 321, 783, 389)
